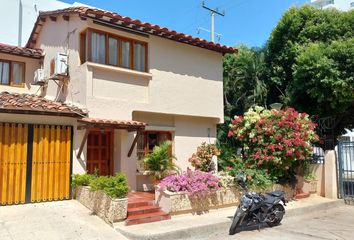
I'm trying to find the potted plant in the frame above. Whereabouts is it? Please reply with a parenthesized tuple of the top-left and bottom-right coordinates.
(144, 141, 179, 185)
(303, 172, 318, 194)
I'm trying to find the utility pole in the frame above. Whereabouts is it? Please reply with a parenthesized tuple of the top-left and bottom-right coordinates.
(201, 1, 225, 43)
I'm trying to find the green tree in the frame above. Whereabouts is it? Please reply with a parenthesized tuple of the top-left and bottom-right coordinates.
(291, 38, 354, 116)
(223, 45, 268, 117)
(266, 6, 354, 116)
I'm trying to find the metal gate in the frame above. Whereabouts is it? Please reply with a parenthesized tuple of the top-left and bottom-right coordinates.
(0, 123, 72, 205)
(337, 141, 354, 204)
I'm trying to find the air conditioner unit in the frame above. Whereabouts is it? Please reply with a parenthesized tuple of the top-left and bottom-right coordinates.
(34, 69, 45, 84)
(54, 53, 68, 76)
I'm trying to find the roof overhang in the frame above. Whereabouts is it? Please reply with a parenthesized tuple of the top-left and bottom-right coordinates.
(76, 117, 147, 159)
(26, 7, 237, 55)
(0, 92, 87, 118)
(77, 117, 146, 131)
(0, 43, 43, 59)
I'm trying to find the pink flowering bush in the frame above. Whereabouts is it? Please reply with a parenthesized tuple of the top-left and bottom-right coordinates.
(159, 169, 219, 197)
(188, 142, 221, 172)
(228, 106, 318, 180)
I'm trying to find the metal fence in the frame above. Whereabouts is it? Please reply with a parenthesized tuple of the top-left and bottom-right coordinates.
(310, 145, 325, 164)
(337, 141, 354, 204)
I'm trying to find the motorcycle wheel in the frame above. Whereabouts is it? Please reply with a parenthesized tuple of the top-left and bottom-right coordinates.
(229, 208, 243, 235)
(266, 204, 285, 227)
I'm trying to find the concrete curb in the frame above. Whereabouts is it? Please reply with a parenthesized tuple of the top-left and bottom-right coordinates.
(115, 199, 344, 240)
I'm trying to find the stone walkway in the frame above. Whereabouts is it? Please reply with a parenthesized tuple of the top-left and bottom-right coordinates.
(0, 200, 127, 240)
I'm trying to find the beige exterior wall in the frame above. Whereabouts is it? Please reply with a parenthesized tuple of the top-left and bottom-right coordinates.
(133, 112, 218, 170)
(32, 14, 224, 190)
(0, 113, 85, 175)
(0, 53, 41, 94)
(34, 15, 224, 121)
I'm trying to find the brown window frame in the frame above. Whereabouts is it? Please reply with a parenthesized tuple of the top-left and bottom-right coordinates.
(0, 59, 25, 87)
(80, 28, 148, 73)
(137, 131, 173, 158)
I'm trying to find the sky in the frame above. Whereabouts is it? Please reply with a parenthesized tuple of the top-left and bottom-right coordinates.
(61, 0, 308, 47)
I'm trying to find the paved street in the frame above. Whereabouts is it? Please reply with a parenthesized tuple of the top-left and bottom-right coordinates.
(0, 200, 127, 240)
(189, 205, 354, 240)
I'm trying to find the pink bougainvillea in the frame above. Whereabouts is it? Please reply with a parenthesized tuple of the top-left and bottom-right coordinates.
(228, 106, 318, 178)
(159, 169, 219, 197)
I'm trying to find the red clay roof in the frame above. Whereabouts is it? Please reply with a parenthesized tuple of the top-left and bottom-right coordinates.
(0, 43, 43, 59)
(0, 92, 87, 117)
(26, 7, 236, 54)
(78, 117, 146, 130)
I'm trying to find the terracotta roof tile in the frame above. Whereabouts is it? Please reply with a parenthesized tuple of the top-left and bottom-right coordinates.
(0, 43, 43, 59)
(78, 117, 146, 130)
(26, 7, 236, 54)
(0, 92, 87, 117)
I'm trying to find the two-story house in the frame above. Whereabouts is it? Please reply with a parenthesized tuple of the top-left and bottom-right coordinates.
(0, 7, 235, 205)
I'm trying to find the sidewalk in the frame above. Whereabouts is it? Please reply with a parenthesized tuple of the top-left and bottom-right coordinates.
(114, 195, 343, 240)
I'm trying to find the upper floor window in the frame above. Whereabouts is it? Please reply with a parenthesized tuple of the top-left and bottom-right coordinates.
(0, 60, 25, 87)
(80, 28, 148, 72)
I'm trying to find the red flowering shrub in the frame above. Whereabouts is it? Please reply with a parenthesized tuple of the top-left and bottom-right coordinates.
(228, 106, 318, 179)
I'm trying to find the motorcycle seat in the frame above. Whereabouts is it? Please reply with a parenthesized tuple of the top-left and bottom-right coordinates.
(264, 194, 277, 204)
(266, 190, 284, 198)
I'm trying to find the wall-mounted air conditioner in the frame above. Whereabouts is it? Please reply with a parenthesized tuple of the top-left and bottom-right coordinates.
(34, 69, 45, 84)
(52, 53, 68, 76)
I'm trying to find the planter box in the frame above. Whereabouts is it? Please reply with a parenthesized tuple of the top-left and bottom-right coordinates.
(155, 184, 295, 216)
(155, 187, 240, 215)
(302, 180, 318, 194)
(270, 184, 296, 201)
(75, 186, 127, 224)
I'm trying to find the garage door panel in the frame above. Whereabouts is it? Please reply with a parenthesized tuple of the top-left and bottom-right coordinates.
(31, 125, 71, 203)
(0, 123, 28, 205)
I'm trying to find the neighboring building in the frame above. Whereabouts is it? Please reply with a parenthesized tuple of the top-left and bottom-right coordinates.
(310, 0, 354, 11)
(0, 0, 88, 46)
(0, 6, 235, 205)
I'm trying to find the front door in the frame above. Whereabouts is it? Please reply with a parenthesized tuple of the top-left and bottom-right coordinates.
(87, 129, 113, 176)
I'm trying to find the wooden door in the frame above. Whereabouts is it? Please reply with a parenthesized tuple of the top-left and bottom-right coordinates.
(87, 129, 113, 176)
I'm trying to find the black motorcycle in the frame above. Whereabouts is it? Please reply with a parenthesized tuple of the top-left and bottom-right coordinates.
(229, 174, 286, 235)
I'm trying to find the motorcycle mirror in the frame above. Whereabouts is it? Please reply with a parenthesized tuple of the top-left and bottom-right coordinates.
(236, 172, 246, 183)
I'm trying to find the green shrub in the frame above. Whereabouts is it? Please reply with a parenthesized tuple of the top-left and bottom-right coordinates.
(89, 173, 129, 199)
(72, 173, 96, 188)
(228, 160, 273, 190)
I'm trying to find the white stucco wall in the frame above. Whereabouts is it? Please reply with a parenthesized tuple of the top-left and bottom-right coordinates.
(0, 53, 41, 94)
(0, 0, 90, 46)
(311, 0, 353, 10)
(35, 16, 224, 121)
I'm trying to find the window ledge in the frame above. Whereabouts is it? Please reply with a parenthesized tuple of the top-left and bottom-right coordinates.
(85, 62, 152, 79)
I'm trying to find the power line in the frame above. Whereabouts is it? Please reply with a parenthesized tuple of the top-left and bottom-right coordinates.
(201, 1, 225, 42)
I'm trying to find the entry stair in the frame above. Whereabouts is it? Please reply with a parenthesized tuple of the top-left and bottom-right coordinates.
(126, 192, 171, 225)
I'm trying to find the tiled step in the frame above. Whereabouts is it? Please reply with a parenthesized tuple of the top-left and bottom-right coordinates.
(126, 211, 171, 226)
(128, 205, 161, 216)
(127, 200, 155, 209)
(295, 192, 310, 199)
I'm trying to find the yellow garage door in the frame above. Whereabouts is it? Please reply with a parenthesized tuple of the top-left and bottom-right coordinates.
(0, 123, 72, 205)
